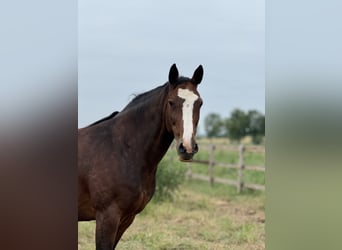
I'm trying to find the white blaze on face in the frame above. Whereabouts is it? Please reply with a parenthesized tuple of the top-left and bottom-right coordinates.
(177, 88, 199, 152)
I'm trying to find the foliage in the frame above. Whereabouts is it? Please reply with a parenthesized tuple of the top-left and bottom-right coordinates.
(247, 110, 265, 144)
(204, 113, 225, 138)
(225, 109, 250, 142)
(153, 157, 187, 202)
(203, 109, 265, 144)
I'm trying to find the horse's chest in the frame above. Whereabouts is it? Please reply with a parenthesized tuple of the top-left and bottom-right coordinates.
(133, 189, 153, 214)
(119, 171, 157, 215)
(123, 177, 154, 213)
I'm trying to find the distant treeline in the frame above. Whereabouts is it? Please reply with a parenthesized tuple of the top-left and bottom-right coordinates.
(203, 109, 265, 144)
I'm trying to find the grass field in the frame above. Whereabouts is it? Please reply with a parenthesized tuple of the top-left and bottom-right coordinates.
(172, 137, 265, 188)
(78, 138, 265, 249)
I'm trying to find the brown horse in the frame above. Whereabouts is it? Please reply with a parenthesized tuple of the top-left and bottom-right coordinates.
(78, 64, 204, 249)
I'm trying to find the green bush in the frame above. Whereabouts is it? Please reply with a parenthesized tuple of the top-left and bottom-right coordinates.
(153, 157, 187, 202)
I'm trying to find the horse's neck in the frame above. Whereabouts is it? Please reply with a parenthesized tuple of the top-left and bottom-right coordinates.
(121, 88, 174, 167)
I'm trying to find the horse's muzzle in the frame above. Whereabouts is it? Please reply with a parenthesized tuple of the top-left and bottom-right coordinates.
(177, 142, 199, 162)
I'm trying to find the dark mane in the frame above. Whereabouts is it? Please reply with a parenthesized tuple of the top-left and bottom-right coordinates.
(87, 77, 192, 127)
(124, 83, 169, 109)
(126, 77, 192, 109)
(87, 111, 119, 127)
(87, 84, 168, 127)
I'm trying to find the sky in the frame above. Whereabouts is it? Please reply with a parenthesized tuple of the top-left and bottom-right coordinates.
(79, 0, 265, 135)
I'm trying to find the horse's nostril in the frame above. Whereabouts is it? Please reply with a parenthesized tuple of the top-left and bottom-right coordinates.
(178, 143, 186, 153)
(194, 143, 199, 153)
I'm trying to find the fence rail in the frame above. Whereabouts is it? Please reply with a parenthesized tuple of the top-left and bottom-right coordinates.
(187, 144, 265, 193)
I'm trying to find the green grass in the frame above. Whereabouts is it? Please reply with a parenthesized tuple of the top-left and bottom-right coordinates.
(187, 138, 265, 188)
(78, 180, 265, 250)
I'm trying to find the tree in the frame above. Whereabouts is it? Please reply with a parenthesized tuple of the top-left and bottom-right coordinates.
(247, 110, 265, 144)
(204, 113, 225, 138)
(225, 109, 249, 142)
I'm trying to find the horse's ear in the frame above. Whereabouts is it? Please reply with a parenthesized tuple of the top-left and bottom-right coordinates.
(192, 65, 203, 85)
(168, 64, 179, 85)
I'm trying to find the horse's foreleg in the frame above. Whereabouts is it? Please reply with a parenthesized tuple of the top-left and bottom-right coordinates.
(95, 204, 121, 250)
(113, 215, 136, 247)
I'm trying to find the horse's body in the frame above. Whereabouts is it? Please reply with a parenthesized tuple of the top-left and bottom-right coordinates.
(78, 64, 203, 249)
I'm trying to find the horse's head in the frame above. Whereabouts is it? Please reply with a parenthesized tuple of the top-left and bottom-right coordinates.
(165, 64, 203, 162)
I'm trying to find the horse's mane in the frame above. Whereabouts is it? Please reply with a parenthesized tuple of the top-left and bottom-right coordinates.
(87, 111, 119, 127)
(125, 83, 168, 108)
(87, 77, 192, 127)
(126, 77, 192, 108)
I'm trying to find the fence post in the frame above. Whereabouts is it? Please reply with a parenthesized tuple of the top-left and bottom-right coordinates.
(237, 144, 245, 193)
(209, 144, 215, 186)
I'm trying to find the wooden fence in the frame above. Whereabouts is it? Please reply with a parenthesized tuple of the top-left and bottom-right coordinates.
(187, 144, 265, 193)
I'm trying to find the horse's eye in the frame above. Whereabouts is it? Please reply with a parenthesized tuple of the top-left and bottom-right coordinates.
(168, 100, 174, 107)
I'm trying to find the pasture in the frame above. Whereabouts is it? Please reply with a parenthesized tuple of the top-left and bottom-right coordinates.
(78, 138, 265, 249)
